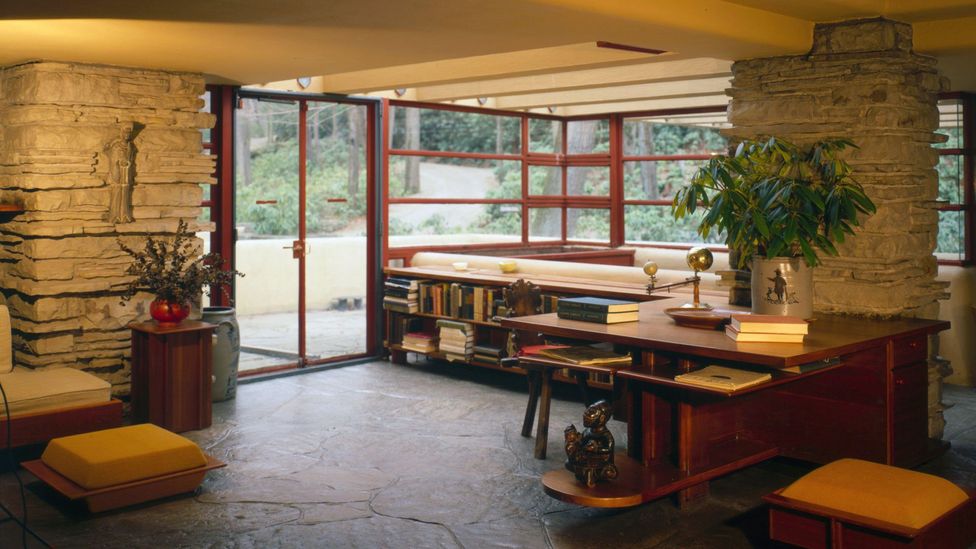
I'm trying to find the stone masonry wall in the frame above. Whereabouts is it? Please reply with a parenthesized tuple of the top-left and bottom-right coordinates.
(727, 18, 948, 318)
(0, 61, 214, 396)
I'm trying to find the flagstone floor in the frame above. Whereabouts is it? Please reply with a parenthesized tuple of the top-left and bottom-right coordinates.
(2, 358, 975, 548)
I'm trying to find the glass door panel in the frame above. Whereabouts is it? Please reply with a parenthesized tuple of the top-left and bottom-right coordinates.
(234, 98, 301, 372)
(304, 101, 369, 362)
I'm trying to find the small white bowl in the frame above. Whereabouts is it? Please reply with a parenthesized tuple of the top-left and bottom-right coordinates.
(452, 262, 469, 271)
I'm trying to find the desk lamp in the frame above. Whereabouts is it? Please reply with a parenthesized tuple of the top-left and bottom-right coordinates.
(644, 247, 714, 310)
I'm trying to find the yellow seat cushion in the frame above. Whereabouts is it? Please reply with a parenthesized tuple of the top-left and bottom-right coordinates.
(41, 424, 207, 490)
(780, 458, 969, 530)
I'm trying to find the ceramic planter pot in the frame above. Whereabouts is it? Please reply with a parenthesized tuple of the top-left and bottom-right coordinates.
(202, 306, 240, 402)
(750, 256, 813, 319)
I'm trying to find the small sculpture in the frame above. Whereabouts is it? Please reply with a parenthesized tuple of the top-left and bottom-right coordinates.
(104, 122, 142, 224)
(564, 400, 618, 488)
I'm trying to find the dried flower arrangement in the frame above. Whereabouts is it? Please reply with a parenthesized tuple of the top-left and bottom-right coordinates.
(118, 220, 242, 307)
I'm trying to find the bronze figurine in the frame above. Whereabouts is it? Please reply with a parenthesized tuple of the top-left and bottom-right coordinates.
(564, 400, 618, 487)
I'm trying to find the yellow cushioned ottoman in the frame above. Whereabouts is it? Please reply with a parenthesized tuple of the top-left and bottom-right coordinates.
(765, 458, 975, 548)
(24, 423, 224, 512)
(41, 424, 207, 489)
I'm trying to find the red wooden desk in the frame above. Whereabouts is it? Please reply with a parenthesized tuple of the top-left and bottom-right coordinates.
(130, 320, 215, 433)
(501, 297, 949, 508)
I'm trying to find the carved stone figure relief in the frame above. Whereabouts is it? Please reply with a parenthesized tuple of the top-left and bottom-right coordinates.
(103, 122, 142, 223)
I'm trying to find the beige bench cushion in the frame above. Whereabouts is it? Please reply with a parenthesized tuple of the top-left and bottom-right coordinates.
(0, 367, 111, 416)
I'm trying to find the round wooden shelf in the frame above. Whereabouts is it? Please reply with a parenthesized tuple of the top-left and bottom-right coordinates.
(542, 454, 661, 508)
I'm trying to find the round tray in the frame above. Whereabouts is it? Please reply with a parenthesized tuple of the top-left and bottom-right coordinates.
(664, 308, 735, 330)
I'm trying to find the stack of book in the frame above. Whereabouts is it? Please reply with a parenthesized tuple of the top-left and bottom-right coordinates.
(725, 314, 808, 343)
(556, 297, 639, 324)
(401, 331, 438, 353)
(383, 277, 423, 314)
(436, 319, 473, 362)
(472, 344, 504, 365)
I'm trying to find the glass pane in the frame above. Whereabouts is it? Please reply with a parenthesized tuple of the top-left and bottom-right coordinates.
(529, 118, 562, 153)
(567, 208, 609, 242)
(567, 166, 609, 196)
(623, 160, 707, 200)
(529, 208, 562, 241)
(200, 183, 212, 202)
(388, 204, 521, 244)
(935, 99, 964, 149)
(529, 165, 561, 195)
(937, 154, 964, 204)
(937, 210, 964, 258)
(389, 156, 521, 199)
(623, 118, 728, 157)
(200, 90, 212, 143)
(624, 205, 726, 245)
(234, 97, 300, 370)
(390, 106, 521, 154)
(567, 119, 610, 154)
(305, 101, 369, 360)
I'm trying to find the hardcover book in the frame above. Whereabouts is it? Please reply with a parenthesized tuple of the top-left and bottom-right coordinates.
(536, 346, 632, 366)
(725, 325, 805, 343)
(674, 365, 771, 391)
(730, 314, 808, 334)
(557, 296, 638, 313)
(557, 310, 638, 324)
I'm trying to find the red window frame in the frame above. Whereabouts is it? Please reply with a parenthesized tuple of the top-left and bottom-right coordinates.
(936, 92, 975, 266)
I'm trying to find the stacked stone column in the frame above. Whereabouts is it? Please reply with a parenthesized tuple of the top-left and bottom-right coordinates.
(0, 61, 214, 395)
(727, 18, 948, 318)
(727, 18, 951, 436)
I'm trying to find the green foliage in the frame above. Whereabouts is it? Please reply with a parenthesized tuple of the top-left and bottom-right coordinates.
(674, 137, 876, 268)
(237, 138, 367, 236)
(118, 220, 243, 304)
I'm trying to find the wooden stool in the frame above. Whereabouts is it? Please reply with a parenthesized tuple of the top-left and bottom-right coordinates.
(764, 458, 976, 548)
(22, 424, 225, 512)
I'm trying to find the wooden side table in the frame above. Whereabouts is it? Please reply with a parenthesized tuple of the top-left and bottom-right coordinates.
(130, 320, 216, 433)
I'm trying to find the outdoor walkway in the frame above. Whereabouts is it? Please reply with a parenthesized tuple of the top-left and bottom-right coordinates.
(237, 309, 368, 372)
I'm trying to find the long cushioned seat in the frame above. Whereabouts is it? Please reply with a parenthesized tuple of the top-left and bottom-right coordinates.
(779, 458, 969, 530)
(41, 424, 208, 490)
(0, 367, 112, 416)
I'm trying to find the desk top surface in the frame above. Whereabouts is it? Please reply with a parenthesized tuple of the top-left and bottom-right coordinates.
(501, 296, 949, 368)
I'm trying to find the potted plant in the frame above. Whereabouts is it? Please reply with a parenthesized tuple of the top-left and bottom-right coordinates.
(118, 220, 242, 325)
(673, 137, 876, 318)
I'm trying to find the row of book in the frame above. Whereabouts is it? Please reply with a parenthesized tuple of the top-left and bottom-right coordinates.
(385, 277, 561, 323)
(725, 314, 808, 343)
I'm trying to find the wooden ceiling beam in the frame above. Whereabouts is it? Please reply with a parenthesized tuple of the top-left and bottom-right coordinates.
(493, 76, 731, 110)
(553, 94, 729, 117)
(414, 57, 731, 102)
(320, 43, 665, 94)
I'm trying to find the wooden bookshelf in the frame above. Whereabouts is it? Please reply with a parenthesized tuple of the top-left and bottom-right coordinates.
(383, 266, 653, 390)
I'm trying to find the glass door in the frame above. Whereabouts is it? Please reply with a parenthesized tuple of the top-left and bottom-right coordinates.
(233, 94, 375, 374)
(234, 98, 303, 372)
(304, 100, 370, 363)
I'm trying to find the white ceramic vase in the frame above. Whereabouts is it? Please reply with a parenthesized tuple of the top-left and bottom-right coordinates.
(750, 256, 813, 319)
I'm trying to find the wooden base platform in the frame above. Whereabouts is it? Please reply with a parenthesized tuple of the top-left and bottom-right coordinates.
(543, 442, 779, 508)
(0, 399, 123, 448)
(23, 454, 225, 512)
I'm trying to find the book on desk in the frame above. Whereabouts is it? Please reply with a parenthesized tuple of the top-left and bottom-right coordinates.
(557, 296, 639, 324)
(536, 346, 632, 366)
(674, 365, 772, 391)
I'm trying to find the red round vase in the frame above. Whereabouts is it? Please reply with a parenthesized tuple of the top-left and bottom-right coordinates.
(149, 298, 191, 326)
